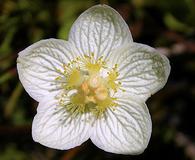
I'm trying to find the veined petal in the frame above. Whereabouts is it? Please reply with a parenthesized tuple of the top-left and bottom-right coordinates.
(110, 42, 170, 101)
(69, 4, 132, 60)
(32, 93, 92, 150)
(17, 39, 75, 102)
(90, 98, 151, 154)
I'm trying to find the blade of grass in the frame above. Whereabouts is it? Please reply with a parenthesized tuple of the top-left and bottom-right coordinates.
(4, 82, 23, 118)
(0, 68, 16, 84)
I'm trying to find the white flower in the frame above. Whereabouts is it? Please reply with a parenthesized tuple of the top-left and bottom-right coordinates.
(17, 4, 170, 155)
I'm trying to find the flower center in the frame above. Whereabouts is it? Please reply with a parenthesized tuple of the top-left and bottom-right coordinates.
(55, 53, 122, 118)
(77, 74, 108, 103)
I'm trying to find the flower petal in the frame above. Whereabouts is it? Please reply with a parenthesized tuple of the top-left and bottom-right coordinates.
(69, 4, 133, 60)
(17, 39, 75, 102)
(90, 98, 152, 154)
(110, 42, 170, 101)
(32, 92, 92, 150)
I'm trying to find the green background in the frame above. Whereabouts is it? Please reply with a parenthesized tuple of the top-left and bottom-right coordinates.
(0, 0, 195, 159)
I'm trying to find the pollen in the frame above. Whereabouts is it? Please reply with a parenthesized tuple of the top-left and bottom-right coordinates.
(86, 63, 102, 73)
(107, 66, 120, 92)
(67, 68, 83, 87)
(55, 53, 120, 118)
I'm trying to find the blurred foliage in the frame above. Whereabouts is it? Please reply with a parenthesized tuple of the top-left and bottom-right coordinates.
(0, 0, 195, 160)
(0, 144, 27, 160)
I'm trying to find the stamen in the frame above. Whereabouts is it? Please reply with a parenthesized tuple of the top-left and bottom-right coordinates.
(67, 68, 83, 87)
(55, 55, 120, 118)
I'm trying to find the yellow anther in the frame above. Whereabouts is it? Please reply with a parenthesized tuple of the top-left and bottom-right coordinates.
(67, 68, 83, 87)
(86, 63, 102, 73)
(85, 96, 96, 103)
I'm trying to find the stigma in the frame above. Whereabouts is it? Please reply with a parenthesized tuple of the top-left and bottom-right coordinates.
(80, 74, 108, 103)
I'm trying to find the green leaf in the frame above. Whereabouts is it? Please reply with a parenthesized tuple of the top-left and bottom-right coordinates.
(164, 13, 194, 33)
